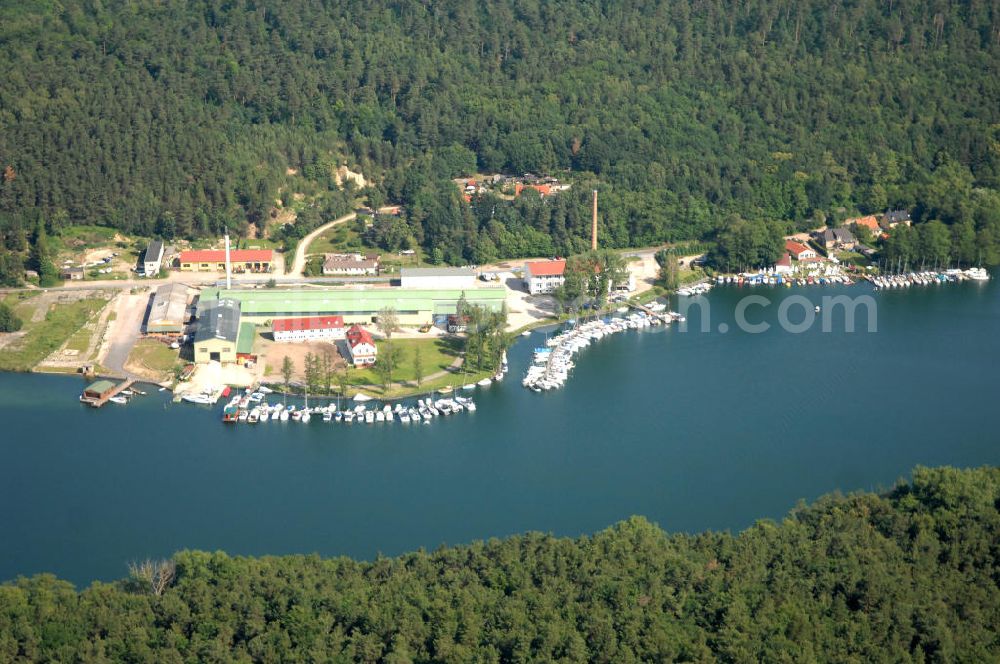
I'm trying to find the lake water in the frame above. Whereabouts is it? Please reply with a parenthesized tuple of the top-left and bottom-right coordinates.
(1, 281, 998, 586)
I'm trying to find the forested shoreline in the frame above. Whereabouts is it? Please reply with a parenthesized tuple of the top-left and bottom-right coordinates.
(2, 0, 1000, 270)
(0, 466, 997, 662)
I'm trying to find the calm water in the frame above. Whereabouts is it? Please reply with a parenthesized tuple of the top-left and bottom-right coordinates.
(1, 281, 998, 586)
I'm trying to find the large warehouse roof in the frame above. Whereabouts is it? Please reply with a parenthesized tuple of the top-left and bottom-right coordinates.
(194, 299, 241, 344)
(201, 287, 504, 316)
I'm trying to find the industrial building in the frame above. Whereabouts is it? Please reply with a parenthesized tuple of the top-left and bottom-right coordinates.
(399, 267, 477, 290)
(199, 286, 505, 326)
(272, 316, 346, 342)
(193, 299, 242, 364)
(179, 249, 274, 273)
(145, 283, 190, 334)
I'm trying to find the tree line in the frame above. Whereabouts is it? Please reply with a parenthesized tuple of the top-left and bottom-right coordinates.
(0, 466, 997, 661)
(1, 0, 1000, 281)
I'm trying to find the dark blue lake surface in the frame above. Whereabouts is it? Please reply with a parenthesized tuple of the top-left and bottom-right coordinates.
(1, 281, 997, 586)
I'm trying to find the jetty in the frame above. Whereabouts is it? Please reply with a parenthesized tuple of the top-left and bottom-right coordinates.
(80, 378, 136, 408)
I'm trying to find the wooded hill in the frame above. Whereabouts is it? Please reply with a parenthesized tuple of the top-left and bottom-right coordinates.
(1, 0, 999, 265)
(0, 466, 998, 662)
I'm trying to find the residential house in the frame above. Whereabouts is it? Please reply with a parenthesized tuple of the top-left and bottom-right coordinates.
(272, 316, 345, 342)
(523, 259, 566, 295)
(775, 254, 793, 274)
(514, 183, 552, 197)
(785, 240, 817, 261)
(846, 215, 881, 238)
(322, 253, 380, 276)
(881, 209, 912, 229)
(143, 240, 165, 275)
(61, 267, 84, 281)
(816, 228, 857, 252)
(345, 324, 377, 366)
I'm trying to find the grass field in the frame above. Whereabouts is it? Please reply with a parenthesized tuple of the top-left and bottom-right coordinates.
(0, 296, 108, 371)
(126, 339, 181, 378)
(348, 337, 462, 386)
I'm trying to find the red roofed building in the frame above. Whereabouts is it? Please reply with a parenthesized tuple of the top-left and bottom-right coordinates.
(775, 254, 793, 274)
(515, 183, 552, 197)
(179, 249, 274, 273)
(523, 259, 566, 294)
(847, 215, 881, 236)
(345, 324, 377, 366)
(272, 316, 345, 342)
(784, 240, 817, 261)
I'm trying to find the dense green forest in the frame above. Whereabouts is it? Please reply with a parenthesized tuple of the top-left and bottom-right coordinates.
(2, 0, 1000, 271)
(0, 466, 998, 662)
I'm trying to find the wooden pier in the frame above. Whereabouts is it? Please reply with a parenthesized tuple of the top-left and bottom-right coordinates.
(80, 378, 136, 408)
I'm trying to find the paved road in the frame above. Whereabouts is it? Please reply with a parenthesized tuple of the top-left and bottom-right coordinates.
(289, 212, 357, 277)
(101, 291, 150, 377)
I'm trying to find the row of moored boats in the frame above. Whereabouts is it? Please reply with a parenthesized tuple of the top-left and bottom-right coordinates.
(867, 267, 989, 289)
(523, 312, 662, 392)
(222, 392, 478, 424)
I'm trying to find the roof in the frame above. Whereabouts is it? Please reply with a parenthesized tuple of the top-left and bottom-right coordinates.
(847, 215, 880, 232)
(400, 267, 476, 278)
(785, 240, 812, 255)
(272, 316, 345, 332)
(179, 249, 273, 263)
(323, 254, 379, 271)
(194, 299, 241, 344)
(85, 380, 115, 394)
(777, 254, 792, 267)
(884, 209, 911, 223)
(146, 240, 164, 260)
(346, 324, 375, 349)
(201, 287, 505, 317)
(515, 183, 552, 196)
(833, 227, 856, 242)
(147, 283, 189, 329)
(236, 322, 256, 355)
(525, 259, 566, 277)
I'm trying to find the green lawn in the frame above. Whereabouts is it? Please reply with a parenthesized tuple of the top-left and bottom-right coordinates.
(0, 296, 109, 371)
(348, 337, 463, 386)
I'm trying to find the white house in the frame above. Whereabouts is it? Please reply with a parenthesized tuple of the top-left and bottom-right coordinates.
(345, 324, 377, 366)
(272, 316, 345, 342)
(322, 253, 380, 276)
(523, 259, 566, 295)
(143, 240, 165, 276)
(775, 254, 793, 274)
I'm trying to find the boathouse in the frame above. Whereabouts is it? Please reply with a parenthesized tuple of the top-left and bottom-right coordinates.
(82, 380, 116, 401)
